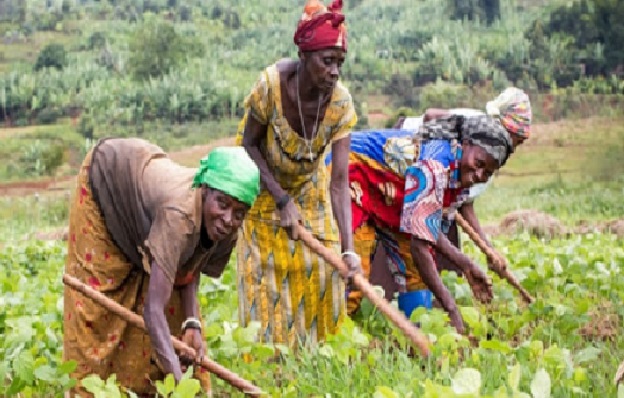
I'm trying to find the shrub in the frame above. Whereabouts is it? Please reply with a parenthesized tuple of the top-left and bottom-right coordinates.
(128, 16, 204, 80)
(20, 140, 65, 177)
(77, 115, 95, 140)
(34, 44, 67, 71)
(87, 31, 107, 50)
(35, 108, 62, 125)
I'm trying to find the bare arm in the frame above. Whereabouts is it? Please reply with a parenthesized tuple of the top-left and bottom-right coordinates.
(179, 273, 205, 372)
(330, 136, 354, 253)
(459, 202, 491, 247)
(436, 231, 493, 304)
(411, 237, 464, 333)
(435, 232, 475, 274)
(181, 273, 200, 319)
(144, 263, 182, 380)
(460, 202, 507, 274)
(242, 113, 288, 202)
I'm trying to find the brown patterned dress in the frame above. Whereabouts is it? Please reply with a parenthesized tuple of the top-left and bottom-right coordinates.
(63, 138, 235, 397)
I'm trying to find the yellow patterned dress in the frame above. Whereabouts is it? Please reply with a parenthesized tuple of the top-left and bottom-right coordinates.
(235, 63, 357, 347)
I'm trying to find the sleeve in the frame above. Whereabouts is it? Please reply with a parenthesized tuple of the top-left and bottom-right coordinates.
(244, 69, 272, 125)
(200, 235, 237, 278)
(332, 90, 357, 142)
(236, 68, 273, 146)
(399, 159, 448, 244)
(143, 207, 196, 284)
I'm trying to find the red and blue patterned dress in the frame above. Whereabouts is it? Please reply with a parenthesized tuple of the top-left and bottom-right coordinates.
(327, 129, 469, 296)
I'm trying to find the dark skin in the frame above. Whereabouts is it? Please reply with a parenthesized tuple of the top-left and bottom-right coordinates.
(242, 48, 359, 275)
(143, 187, 249, 381)
(424, 108, 526, 270)
(410, 143, 499, 333)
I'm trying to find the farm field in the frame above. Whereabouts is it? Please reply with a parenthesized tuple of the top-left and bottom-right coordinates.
(1, 116, 624, 397)
(1, 0, 623, 396)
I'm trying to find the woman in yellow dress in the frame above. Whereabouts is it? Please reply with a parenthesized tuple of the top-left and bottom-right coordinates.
(236, 0, 360, 347)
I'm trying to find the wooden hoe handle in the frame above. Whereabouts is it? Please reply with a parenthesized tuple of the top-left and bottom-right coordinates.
(454, 214, 535, 304)
(295, 225, 432, 357)
(62, 274, 264, 397)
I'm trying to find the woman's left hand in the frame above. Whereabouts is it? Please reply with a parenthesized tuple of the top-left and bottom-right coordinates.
(179, 328, 206, 373)
(463, 261, 493, 304)
(487, 250, 507, 273)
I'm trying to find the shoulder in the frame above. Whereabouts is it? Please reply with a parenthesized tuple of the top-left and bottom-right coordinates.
(92, 137, 167, 184)
(96, 137, 165, 158)
(265, 59, 298, 85)
(419, 140, 453, 165)
(332, 81, 353, 106)
(274, 58, 298, 74)
(324, 81, 355, 131)
(143, 171, 200, 226)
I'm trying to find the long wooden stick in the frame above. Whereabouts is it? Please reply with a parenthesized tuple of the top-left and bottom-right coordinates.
(295, 225, 432, 357)
(454, 214, 535, 304)
(62, 274, 263, 397)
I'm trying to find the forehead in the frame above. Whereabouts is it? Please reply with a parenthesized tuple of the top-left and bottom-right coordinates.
(209, 188, 249, 209)
(469, 145, 499, 169)
(313, 48, 345, 60)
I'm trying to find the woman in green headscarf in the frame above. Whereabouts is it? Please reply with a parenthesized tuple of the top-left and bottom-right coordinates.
(62, 138, 259, 397)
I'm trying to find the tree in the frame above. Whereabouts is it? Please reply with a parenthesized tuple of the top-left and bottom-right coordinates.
(535, 0, 624, 76)
(595, 0, 624, 74)
(481, 0, 500, 25)
(61, 0, 71, 13)
(34, 43, 67, 71)
(450, 0, 500, 25)
(128, 16, 204, 80)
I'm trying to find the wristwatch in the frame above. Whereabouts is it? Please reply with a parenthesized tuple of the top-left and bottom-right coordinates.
(181, 317, 202, 333)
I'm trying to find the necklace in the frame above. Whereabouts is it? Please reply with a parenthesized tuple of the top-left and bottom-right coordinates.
(296, 63, 322, 160)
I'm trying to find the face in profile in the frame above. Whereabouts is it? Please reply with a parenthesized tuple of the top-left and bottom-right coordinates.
(302, 48, 346, 93)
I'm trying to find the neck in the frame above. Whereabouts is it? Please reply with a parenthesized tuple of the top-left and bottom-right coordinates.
(297, 62, 321, 101)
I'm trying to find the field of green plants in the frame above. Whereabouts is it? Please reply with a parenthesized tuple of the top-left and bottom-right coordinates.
(1, 232, 623, 397)
(1, 0, 624, 396)
(0, 0, 622, 137)
(0, 116, 623, 397)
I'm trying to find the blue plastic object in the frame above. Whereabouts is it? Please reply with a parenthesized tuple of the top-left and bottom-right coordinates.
(398, 289, 433, 319)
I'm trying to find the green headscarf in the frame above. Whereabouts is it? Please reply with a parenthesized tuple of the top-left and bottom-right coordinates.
(192, 147, 260, 207)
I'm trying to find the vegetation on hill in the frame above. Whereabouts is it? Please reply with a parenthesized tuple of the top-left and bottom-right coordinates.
(0, 2, 623, 397)
(0, 0, 619, 137)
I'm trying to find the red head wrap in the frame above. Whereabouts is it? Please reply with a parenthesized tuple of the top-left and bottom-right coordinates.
(293, 0, 347, 52)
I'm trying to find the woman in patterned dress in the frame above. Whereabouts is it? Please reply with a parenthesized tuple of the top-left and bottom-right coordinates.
(236, 0, 360, 347)
(332, 115, 514, 333)
(63, 140, 259, 396)
(396, 88, 532, 275)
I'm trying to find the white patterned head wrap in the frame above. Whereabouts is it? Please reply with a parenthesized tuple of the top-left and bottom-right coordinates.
(416, 114, 513, 166)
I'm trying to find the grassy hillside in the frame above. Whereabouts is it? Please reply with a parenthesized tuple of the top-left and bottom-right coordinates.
(3, 0, 617, 135)
(476, 117, 624, 223)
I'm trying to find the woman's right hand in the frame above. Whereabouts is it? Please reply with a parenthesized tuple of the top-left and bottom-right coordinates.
(279, 199, 303, 240)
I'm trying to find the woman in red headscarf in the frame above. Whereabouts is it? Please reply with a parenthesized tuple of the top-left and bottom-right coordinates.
(235, 0, 360, 347)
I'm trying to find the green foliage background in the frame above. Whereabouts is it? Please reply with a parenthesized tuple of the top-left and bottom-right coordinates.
(0, 1, 623, 396)
(0, 0, 620, 134)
